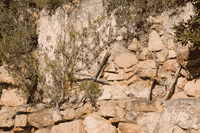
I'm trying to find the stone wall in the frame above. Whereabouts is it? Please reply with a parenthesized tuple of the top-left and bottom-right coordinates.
(1, 1, 200, 133)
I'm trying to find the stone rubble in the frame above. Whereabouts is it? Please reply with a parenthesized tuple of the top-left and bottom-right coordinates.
(0, 0, 200, 133)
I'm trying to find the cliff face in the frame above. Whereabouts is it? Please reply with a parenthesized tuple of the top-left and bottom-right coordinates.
(1, 1, 200, 133)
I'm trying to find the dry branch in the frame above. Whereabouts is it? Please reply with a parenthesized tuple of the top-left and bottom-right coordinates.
(74, 51, 111, 110)
(147, 51, 159, 101)
(162, 65, 181, 103)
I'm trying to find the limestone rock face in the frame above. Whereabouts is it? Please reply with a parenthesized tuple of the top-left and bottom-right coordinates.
(15, 115, 27, 127)
(83, 113, 117, 133)
(118, 123, 140, 133)
(0, 89, 27, 106)
(162, 2, 194, 35)
(148, 30, 164, 52)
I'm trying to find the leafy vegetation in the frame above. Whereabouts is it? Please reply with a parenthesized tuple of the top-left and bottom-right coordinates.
(173, 0, 200, 50)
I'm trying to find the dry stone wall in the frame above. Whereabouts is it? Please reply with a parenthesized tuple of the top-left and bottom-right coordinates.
(1, 1, 200, 133)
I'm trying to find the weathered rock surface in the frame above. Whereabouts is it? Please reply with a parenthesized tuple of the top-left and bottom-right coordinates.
(61, 109, 75, 120)
(0, 110, 16, 127)
(15, 114, 27, 127)
(51, 120, 86, 133)
(0, 89, 27, 106)
(118, 123, 140, 133)
(128, 38, 140, 52)
(114, 52, 138, 69)
(0, 66, 15, 85)
(83, 113, 117, 133)
(28, 108, 53, 128)
(184, 79, 200, 97)
(148, 30, 164, 52)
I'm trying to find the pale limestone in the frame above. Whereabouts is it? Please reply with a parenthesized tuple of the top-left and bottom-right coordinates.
(167, 39, 175, 50)
(177, 77, 187, 89)
(128, 38, 140, 52)
(83, 113, 117, 133)
(148, 30, 164, 51)
(60, 109, 75, 120)
(0, 89, 27, 106)
(114, 52, 138, 69)
(138, 60, 156, 69)
(126, 75, 139, 85)
(51, 120, 86, 133)
(15, 115, 27, 127)
(156, 48, 168, 63)
(171, 92, 189, 100)
(168, 50, 177, 59)
(184, 79, 200, 97)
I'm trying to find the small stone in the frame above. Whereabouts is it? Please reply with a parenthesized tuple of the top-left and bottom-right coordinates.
(61, 109, 75, 120)
(128, 38, 140, 52)
(139, 48, 151, 60)
(171, 92, 189, 100)
(168, 50, 177, 58)
(118, 123, 140, 133)
(159, 30, 165, 36)
(126, 75, 139, 85)
(126, 111, 137, 122)
(15, 115, 27, 127)
(184, 79, 200, 97)
(84, 113, 117, 133)
(177, 77, 187, 89)
(167, 39, 175, 50)
(115, 106, 126, 119)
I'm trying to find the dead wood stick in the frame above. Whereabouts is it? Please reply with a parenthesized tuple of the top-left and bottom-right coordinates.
(74, 52, 111, 110)
(147, 51, 159, 101)
(74, 72, 111, 85)
(162, 65, 181, 103)
(94, 51, 111, 79)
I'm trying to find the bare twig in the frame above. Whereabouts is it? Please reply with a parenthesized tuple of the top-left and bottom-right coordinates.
(74, 72, 111, 85)
(147, 51, 159, 101)
(73, 51, 111, 110)
(94, 51, 111, 79)
(162, 65, 181, 103)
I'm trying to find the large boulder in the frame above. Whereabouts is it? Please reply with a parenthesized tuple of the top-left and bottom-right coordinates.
(51, 120, 86, 133)
(83, 113, 117, 133)
(0, 89, 27, 106)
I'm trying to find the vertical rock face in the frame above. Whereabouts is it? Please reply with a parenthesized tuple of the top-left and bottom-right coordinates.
(38, 0, 104, 96)
(38, 7, 67, 91)
(161, 2, 194, 35)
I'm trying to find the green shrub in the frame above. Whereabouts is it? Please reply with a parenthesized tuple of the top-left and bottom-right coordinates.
(173, 0, 200, 50)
